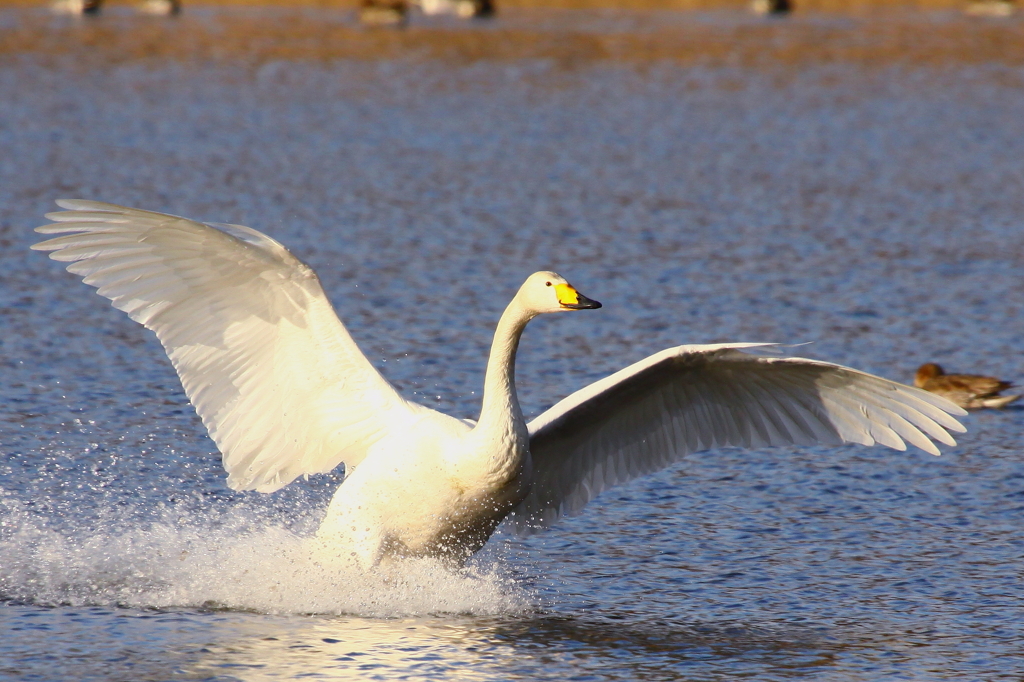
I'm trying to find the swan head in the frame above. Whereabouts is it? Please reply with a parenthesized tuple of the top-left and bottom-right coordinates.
(518, 271, 602, 315)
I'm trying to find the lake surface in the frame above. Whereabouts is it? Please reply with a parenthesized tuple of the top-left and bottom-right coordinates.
(1, 6, 1024, 680)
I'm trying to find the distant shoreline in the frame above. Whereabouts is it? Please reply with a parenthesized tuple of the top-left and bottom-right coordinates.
(1, 0, 988, 9)
(3, 3, 1022, 69)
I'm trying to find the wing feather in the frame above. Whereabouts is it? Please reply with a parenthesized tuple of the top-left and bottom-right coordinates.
(510, 343, 966, 534)
(34, 199, 424, 493)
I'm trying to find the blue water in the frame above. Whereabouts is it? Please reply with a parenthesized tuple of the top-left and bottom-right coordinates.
(2, 8, 1024, 680)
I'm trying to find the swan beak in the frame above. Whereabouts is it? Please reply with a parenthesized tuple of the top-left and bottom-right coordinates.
(556, 283, 602, 310)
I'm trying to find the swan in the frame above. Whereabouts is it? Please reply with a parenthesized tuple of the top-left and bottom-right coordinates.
(50, 0, 101, 14)
(415, 0, 494, 19)
(33, 200, 967, 568)
(751, 0, 791, 15)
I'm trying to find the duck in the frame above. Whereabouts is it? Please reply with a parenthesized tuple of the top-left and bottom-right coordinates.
(914, 363, 1019, 410)
(964, 0, 1015, 17)
(358, 0, 408, 27)
(34, 200, 966, 569)
(138, 0, 181, 15)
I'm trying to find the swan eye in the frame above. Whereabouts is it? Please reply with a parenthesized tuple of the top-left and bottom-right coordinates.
(545, 281, 552, 287)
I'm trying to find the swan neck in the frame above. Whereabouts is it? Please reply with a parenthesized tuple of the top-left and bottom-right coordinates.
(478, 297, 533, 429)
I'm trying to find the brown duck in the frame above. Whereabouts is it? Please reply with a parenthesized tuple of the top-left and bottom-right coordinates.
(914, 363, 1020, 410)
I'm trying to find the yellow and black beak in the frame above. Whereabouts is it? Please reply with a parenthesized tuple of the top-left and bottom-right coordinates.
(555, 283, 602, 310)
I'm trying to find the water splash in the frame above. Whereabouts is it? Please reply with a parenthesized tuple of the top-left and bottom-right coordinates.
(0, 494, 530, 617)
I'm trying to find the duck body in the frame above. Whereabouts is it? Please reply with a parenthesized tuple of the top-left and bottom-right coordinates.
(139, 0, 182, 16)
(914, 363, 1019, 410)
(965, 0, 1015, 17)
(34, 201, 968, 572)
(359, 0, 408, 27)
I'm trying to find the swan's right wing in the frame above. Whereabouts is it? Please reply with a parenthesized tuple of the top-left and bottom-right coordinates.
(34, 200, 424, 493)
(508, 343, 966, 534)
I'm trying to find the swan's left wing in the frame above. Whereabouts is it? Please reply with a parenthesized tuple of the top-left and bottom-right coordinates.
(507, 343, 966, 534)
(33, 200, 428, 493)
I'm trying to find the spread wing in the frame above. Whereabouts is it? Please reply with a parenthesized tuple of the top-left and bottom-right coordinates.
(34, 199, 426, 493)
(508, 343, 967, 534)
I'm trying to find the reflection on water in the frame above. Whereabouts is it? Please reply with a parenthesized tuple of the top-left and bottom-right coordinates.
(191, 615, 846, 681)
(5, 599, 975, 681)
(3, 604, 847, 681)
(2, 7, 1024, 680)
(187, 615, 527, 681)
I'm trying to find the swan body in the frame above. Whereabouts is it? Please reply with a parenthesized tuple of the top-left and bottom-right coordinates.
(34, 200, 967, 569)
(416, 0, 494, 19)
(914, 363, 1019, 410)
(314, 411, 529, 565)
(751, 0, 791, 15)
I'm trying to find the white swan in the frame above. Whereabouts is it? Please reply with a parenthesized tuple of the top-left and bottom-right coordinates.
(50, 0, 101, 14)
(34, 200, 967, 568)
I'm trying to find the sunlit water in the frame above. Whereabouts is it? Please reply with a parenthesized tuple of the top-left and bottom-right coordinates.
(2, 7, 1024, 680)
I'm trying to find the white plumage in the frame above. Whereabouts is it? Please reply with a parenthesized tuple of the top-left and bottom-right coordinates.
(34, 200, 966, 567)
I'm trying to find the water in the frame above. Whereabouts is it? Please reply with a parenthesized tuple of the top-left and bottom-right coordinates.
(2, 7, 1024, 680)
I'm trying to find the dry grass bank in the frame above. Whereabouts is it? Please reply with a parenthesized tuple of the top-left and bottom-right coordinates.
(0, 0, 999, 8)
(1, 5, 1022, 68)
